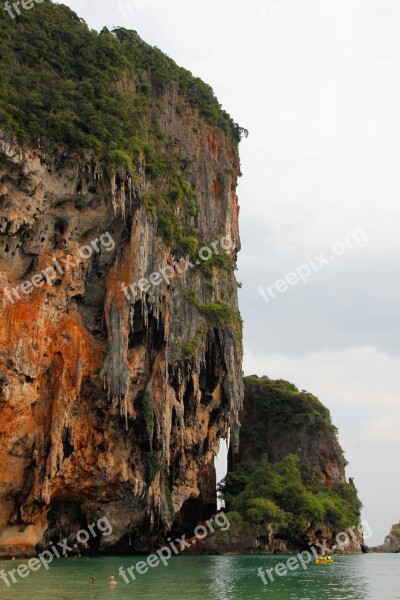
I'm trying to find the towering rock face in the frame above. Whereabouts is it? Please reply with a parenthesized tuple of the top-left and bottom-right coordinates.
(0, 9, 243, 556)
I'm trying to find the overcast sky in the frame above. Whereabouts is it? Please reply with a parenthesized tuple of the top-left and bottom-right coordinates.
(61, 0, 400, 545)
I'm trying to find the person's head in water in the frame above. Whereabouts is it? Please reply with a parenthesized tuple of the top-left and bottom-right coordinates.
(108, 576, 117, 585)
(89, 578, 94, 584)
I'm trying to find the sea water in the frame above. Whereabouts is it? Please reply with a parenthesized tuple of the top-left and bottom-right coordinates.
(0, 554, 398, 599)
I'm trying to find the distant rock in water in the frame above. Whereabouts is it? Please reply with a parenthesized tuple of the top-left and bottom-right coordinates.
(369, 523, 400, 553)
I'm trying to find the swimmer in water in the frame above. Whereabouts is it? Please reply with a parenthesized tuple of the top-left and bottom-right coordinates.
(108, 576, 117, 586)
(89, 578, 94, 584)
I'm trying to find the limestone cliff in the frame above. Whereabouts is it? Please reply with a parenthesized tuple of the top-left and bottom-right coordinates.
(0, 3, 243, 557)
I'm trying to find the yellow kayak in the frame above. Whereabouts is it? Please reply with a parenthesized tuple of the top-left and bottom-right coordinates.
(315, 558, 334, 564)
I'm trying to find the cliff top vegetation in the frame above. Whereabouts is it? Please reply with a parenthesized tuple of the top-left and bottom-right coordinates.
(0, 1, 245, 161)
(0, 0, 246, 258)
(242, 375, 345, 464)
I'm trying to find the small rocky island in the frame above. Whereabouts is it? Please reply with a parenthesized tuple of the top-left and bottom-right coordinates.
(184, 376, 365, 555)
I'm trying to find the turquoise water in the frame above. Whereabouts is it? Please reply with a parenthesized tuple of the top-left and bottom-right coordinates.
(0, 554, 399, 599)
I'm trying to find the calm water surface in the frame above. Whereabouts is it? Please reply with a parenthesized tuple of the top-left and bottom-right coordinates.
(0, 554, 398, 600)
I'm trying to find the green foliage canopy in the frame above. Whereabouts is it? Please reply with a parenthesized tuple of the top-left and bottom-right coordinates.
(0, 2, 244, 152)
(241, 376, 345, 465)
(220, 455, 362, 537)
